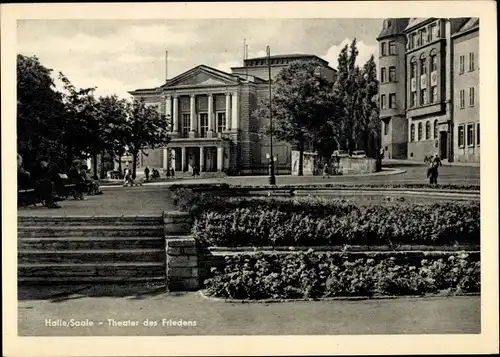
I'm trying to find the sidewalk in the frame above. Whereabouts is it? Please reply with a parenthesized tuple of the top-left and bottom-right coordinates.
(383, 159, 480, 167)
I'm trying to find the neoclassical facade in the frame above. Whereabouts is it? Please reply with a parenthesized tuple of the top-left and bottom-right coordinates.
(129, 54, 337, 175)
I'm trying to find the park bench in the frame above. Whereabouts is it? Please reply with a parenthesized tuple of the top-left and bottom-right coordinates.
(18, 188, 38, 207)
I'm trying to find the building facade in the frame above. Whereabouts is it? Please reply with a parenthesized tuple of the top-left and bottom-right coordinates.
(377, 18, 479, 163)
(129, 54, 337, 175)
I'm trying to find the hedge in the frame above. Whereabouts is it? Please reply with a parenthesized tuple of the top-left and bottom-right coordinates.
(204, 251, 480, 299)
(192, 201, 480, 247)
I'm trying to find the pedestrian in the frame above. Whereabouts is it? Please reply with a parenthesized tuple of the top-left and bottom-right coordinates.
(170, 167, 175, 179)
(322, 162, 330, 178)
(144, 166, 150, 182)
(123, 167, 131, 187)
(427, 153, 442, 185)
(166, 167, 171, 179)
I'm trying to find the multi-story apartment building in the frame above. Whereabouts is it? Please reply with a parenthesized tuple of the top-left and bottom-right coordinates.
(129, 54, 336, 175)
(377, 17, 480, 163)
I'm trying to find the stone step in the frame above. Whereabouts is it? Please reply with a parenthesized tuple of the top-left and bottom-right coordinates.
(18, 225, 164, 238)
(18, 249, 165, 264)
(18, 276, 167, 284)
(17, 216, 163, 226)
(18, 237, 165, 250)
(18, 262, 165, 278)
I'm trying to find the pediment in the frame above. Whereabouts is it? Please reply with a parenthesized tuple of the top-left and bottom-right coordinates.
(162, 65, 239, 88)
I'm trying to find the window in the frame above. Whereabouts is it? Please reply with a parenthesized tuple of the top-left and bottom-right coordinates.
(410, 58, 417, 78)
(381, 42, 387, 56)
(420, 54, 427, 75)
(476, 123, 480, 146)
(420, 88, 427, 105)
(384, 121, 389, 135)
(182, 114, 190, 138)
(409, 33, 416, 49)
(421, 28, 428, 45)
(431, 23, 439, 39)
(430, 51, 438, 71)
(467, 123, 475, 147)
(410, 92, 417, 108)
(416, 32, 421, 46)
(425, 121, 431, 140)
(434, 120, 438, 139)
(389, 66, 396, 82)
(459, 89, 465, 108)
(458, 125, 465, 147)
(469, 87, 475, 106)
(381, 94, 387, 110)
(431, 86, 438, 103)
(410, 123, 415, 141)
(381, 67, 387, 82)
(459, 55, 465, 74)
(199, 113, 208, 138)
(389, 41, 397, 55)
(469, 52, 475, 71)
(217, 112, 226, 132)
(389, 93, 396, 109)
(418, 122, 423, 141)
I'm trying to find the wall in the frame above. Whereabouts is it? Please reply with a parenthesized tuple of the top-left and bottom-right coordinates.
(452, 29, 480, 163)
(338, 157, 378, 174)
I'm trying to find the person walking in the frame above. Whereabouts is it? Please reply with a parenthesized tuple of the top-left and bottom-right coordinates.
(427, 153, 442, 185)
(144, 166, 150, 182)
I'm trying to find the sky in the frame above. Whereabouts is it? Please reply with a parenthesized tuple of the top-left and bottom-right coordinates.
(17, 19, 384, 99)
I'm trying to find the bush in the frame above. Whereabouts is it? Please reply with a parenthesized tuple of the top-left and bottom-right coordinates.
(192, 201, 480, 247)
(204, 251, 480, 299)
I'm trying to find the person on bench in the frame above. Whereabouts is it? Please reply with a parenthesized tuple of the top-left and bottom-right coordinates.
(68, 160, 86, 199)
(18, 154, 60, 209)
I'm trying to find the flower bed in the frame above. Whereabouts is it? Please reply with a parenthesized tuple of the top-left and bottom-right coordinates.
(204, 251, 480, 300)
(192, 200, 480, 247)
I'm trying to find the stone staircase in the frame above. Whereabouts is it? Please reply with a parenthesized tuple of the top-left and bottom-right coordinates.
(17, 216, 166, 284)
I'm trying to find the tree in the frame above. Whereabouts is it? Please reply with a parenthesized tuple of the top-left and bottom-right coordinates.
(253, 61, 337, 176)
(17, 55, 66, 168)
(125, 98, 171, 178)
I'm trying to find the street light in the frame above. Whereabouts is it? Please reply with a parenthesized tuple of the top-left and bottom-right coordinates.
(267, 45, 276, 185)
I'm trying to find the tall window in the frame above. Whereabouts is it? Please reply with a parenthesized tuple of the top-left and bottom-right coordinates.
(431, 86, 438, 104)
(410, 123, 415, 141)
(411, 92, 417, 108)
(384, 121, 389, 135)
(458, 125, 465, 147)
(467, 123, 475, 147)
(459, 55, 465, 74)
(389, 66, 396, 82)
(410, 58, 417, 78)
(217, 112, 226, 132)
(389, 93, 396, 109)
(469, 87, 475, 106)
(431, 52, 438, 71)
(429, 24, 437, 41)
(433, 120, 438, 139)
(199, 113, 208, 138)
(459, 89, 465, 108)
(409, 34, 415, 49)
(421, 28, 428, 45)
(469, 52, 475, 71)
(381, 67, 387, 82)
(410, 57, 417, 108)
(389, 41, 397, 55)
(182, 114, 190, 138)
(425, 121, 431, 140)
(381, 94, 387, 110)
(381, 42, 387, 56)
(420, 54, 427, 75)
(476, 123, 480, 146)
(416, 31, 421, 46)
(418, 122, 423, 141)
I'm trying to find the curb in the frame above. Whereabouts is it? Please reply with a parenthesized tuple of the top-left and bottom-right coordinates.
(198, 290, 480, 304)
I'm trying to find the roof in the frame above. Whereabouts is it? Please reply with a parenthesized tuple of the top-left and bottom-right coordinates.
(245, 53, 329, 65)
(404, 18, 434, 32)
(453, 17, 479, 37)
(376, 18, 410, 40)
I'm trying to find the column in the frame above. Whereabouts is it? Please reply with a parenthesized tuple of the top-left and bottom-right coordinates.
(225, 93, 231, 131)
(165, 95, 172, 132)
(163, 148, 168, 169)
(217, 147, 223, 171)
(172, 95, 179, 133)
(199, 147, 204, 172)
(189, 94, 196, 138)
(181, 147, 186, 172)
(231, 91, 239, 131)
(207, 94, 214, 138)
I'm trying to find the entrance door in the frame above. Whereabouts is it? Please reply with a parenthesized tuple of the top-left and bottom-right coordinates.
(439, 131, 448, 159)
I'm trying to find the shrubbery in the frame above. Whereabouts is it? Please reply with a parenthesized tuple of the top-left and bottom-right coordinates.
(192, 201, 480, 247)
(204, 251, 480, 299)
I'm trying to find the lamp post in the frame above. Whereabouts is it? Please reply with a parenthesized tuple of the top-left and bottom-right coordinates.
(267, 45, 276, 185)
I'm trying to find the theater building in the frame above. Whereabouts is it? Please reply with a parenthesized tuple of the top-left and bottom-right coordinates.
(129, 54, 336, 175)
(377, 18, 480, 163)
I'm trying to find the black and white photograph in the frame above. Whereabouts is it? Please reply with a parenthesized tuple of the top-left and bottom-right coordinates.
(2, 2, 498, 356)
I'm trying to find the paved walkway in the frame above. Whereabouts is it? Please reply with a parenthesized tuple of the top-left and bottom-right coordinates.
(18, 286, 480, 335)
